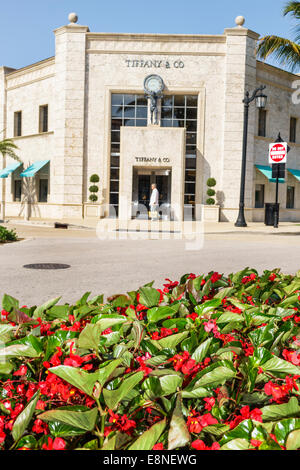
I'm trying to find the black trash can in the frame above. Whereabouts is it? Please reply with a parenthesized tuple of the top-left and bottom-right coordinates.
(264, 203, 280, 226)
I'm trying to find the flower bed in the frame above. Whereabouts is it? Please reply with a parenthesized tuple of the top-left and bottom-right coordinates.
(0, 268, 300, 451)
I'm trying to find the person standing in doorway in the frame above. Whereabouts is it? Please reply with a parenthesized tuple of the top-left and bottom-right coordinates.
(149, 183, 159, 221)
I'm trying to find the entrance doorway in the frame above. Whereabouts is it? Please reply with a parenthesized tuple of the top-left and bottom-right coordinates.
(132, 168, 171, 219)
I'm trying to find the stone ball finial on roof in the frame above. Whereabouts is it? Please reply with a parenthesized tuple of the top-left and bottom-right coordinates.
(235, 15, 245, 27)
(68, 12, 78, 24)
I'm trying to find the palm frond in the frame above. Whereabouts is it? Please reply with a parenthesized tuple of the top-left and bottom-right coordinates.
(0, 139, 20, 161)
(283, 1, 300, 18)
(257, 35, 300, 72)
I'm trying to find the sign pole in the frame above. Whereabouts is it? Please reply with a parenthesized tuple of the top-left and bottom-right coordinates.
(274, 165, 279, 229)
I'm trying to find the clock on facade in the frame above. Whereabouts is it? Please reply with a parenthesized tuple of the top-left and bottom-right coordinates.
(144, 74, 165, 95)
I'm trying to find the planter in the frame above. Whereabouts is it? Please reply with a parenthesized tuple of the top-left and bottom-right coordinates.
(201, 204, 220, 222)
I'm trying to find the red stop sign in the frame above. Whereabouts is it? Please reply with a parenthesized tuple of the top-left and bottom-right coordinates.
(269, 143, 287, 164)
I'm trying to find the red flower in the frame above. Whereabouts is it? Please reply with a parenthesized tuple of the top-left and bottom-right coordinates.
(269, 274, 277, 282)
(187, 312, 198, 321)
(191, 440, 220, 450)
(108, 410, 136, 435)
(163, 279, 179, 290)
(203, 397, 215, 411)
(42, 437, 66, 450)
(282, 349, 300, 366)
(13, 365, 27, 376)
(210, 272, 222, 284)
(153, 443, 164, 450)
(251, 439, 262, 448)
(32, 419, 48, 434)
(187, 413, 218, 434)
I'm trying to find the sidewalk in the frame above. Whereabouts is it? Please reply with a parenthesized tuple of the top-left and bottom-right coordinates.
(4, 216, 300, 235)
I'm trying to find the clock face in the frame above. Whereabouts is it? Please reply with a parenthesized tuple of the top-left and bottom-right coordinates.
(144, 75, 164, 94)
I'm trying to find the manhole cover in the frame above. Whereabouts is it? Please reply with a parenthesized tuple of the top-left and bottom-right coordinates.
(23, 263, 71, 270)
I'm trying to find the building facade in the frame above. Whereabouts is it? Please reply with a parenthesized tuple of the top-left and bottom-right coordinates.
(1, 14, 300, 222)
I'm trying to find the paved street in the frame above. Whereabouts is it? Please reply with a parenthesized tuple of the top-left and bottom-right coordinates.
(1, 221, 300, 306)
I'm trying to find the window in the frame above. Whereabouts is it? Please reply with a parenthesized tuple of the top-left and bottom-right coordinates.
(14, 111, 22, 137)
(287, 185, 295, 209)
(258, 109, 267, 137)
(290, 117, 297, 143)
(39, 105, 48, 133)
(161, 95, 198, 219)
(14, 180, 22, 202)
(39, 179, 48, 202)
(109, 94, 148, 215)
(255, 184, 265, 208)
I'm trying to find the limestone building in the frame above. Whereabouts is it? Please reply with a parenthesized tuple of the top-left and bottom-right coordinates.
(1, 13, 300, 222)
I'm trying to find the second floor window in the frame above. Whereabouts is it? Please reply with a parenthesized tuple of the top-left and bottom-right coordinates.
(290, 117, 297, 143)
(258, 109, 267, 137)
(39, 105, 48, 133)
(14, 111, 22, 137)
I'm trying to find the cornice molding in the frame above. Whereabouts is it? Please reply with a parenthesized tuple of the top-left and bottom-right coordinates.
(257, 60, 299, 81)
(6, 74, 54, 91)
(87, 49, 226, 57)
(6, 57, 55, 80)
(86, 32, 226, 43)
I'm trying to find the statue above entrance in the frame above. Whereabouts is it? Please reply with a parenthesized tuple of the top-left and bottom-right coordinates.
(144, 75, 165, 125)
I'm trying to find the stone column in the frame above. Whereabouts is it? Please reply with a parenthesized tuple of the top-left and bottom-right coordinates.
(53, 15, 89, 219)
(222, 18, 259, 222)
(0, 66, 15, 221)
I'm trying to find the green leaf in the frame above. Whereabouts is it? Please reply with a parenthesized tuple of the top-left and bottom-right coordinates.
(139, 287, 160, 308)
(286, 429, 300, 450)
(112, 295, 131, 308)
(160, 375, 183, 396)
(151, 331, 189, 350)
(49, 365, 98, 397)
(262, 355, 300, 376)
(194, 298, 221, 315)
(274, 418, 300, 446)
(47, 421, 85, 437)
(2, 294, 19, 312)
(97, 359, 123, 387)
(96, 315, 127, 332)
(220, 419, 253, 446)
(217, 312, 244, 324)
(261, 397, 300, 422)
(0, 362, 13, 375)
(16, 435, 37, 450)
(191, 338, 212, 363)
(182, 387, 211, 399)
(46, 305, 69, 320)
(78, 323, 102, 350)
(147, 305, 179, 323)
(32, 297, 61, 319)
(101, 435, 116, 450)
(194, 365, 236, 388)
(128, 419, 166, 450)
(103, 371, 144, 409)
(38, 407, 98, 432)
(12, 391, 39, 442)
(221, 438, 250, 450)
(168, 394, 191, 450)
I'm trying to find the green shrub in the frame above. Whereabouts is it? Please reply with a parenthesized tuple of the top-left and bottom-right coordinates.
(90, 174, 100, 183)
(206, 198, 215, 205)
(0, 226, 17, 243)
(207, 177, 217, 187)
(207, 188, 215, 197)
(89, 194, 98, 202)
(89, 185, 99, 193)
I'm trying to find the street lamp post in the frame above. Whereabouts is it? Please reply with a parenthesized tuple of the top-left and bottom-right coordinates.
(235, 85, 267, 227)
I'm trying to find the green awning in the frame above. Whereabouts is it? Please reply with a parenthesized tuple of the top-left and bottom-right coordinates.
(255, 164, 285, 183)
(20, 160, 49, 178)
(288, 168, 300, 181)
(0, 162, 22, 178)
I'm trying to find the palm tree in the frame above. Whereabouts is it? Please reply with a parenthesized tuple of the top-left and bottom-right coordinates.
(257, 1, 300, 72)
(0, 138, 20, 161)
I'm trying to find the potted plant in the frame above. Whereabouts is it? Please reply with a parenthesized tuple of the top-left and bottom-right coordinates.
(202, 177, 220, 222)
(85, 174, 101, 217)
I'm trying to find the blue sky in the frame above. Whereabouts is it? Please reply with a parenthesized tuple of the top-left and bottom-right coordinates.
(0, 0, 296, 69)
